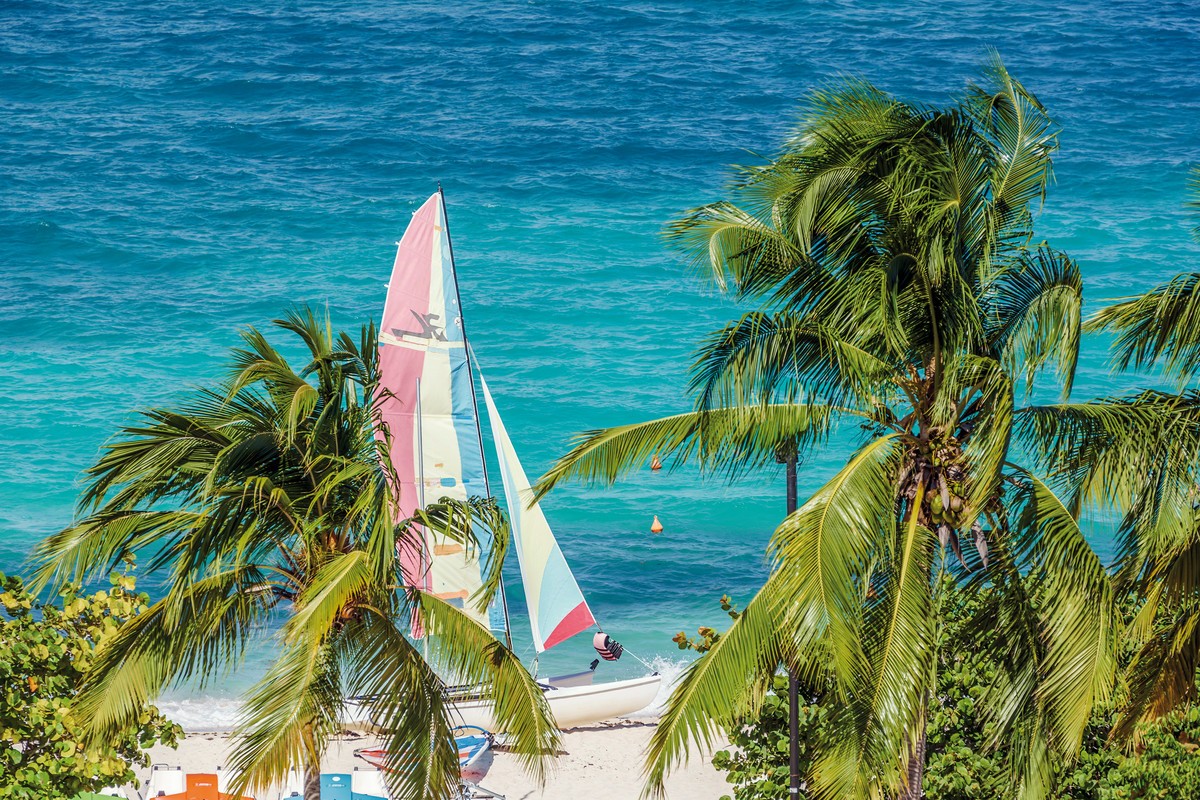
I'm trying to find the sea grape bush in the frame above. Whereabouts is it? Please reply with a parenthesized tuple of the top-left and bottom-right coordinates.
(0, 568, 181, 800)
(678, 583, 1200, 800)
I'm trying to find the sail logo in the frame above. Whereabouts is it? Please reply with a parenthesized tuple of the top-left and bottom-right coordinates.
(394, 310, 447, 342)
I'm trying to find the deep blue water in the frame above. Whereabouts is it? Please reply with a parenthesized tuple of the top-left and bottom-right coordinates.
(3, 1, 1200, 726)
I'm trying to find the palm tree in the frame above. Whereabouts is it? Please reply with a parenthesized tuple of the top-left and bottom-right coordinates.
(1046, 166, 1200, 740)
(30, 308, 557, 800)
(533, 57, 1116, 800)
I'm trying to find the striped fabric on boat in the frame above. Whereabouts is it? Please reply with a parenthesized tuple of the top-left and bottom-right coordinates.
(593, 632, 624, 661)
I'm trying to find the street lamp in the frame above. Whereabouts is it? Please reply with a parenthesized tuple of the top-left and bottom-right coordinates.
(775, 443, 800, 798)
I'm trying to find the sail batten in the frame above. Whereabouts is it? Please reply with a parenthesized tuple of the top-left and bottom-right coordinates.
(480, 376, 595, 652)
(377, 193, 497, 632)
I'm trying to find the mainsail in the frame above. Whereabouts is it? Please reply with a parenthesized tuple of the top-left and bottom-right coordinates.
(480, 376, 595, 652)
(377, 192, 498, 631)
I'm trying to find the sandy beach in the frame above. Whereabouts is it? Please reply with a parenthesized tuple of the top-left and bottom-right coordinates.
(133, 720, 729, 800)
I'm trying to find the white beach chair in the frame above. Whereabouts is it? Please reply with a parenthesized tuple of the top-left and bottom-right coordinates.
(351, 767, 389, 799)
(216, 766, 242, 794)
(145, 764, 185, 798)
(277, 768, 304, 799)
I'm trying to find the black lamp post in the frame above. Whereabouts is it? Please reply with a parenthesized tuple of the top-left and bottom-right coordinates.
(776, 443, 801, 798)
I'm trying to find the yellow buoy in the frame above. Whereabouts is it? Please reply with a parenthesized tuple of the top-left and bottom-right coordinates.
(650, 515, 664, 534)
(650, 454, 662, 471)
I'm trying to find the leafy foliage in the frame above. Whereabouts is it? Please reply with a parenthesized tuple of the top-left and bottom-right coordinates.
(0, 569, 181, 800)
(1046, 171, 1200, 741)
(687, 587, 1200, 800)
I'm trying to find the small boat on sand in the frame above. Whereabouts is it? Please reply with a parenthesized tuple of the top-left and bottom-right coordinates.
(356, 725, 504, 799)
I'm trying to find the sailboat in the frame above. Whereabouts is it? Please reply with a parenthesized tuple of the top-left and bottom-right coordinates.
(374, 189, 661, 731)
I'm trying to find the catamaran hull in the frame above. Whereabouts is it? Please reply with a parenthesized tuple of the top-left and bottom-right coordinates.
(453, 674, 662, 731)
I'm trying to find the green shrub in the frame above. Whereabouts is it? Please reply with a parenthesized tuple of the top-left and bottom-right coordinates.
(0, 569, 181, 800)
(678, 583, 1200, 800)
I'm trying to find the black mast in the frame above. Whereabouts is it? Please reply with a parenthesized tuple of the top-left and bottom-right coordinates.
(437, 184, 514, 649)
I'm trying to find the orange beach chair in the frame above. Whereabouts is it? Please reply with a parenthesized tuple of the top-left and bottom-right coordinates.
(154, 773, 255, 800)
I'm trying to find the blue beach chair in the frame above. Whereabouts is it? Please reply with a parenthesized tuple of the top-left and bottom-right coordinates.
(319, 774, 352, 800)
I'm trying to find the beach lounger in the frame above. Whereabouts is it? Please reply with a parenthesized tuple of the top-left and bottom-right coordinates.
(146, 770, 256, 800)
(350, 767, 388, 800)
(276, 769, 303, 799)
(146, 765, 186, 798)
(320, 774, 352, 800)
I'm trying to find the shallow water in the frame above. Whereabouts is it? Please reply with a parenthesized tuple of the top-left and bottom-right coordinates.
(3, 1, 1199, 725)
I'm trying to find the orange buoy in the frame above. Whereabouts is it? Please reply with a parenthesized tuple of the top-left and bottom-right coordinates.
(650, 454, 662, 471)
(650, 515, 664, 534)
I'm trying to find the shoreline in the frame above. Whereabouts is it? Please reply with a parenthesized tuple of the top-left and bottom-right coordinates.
(134, 718, 729, 799)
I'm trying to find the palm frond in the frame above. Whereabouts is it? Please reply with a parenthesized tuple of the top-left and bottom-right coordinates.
(689, 311, 898, 411)
(1113, 607, 1200, 741)
(226, 635, 344, 798)
(664, 201, 827, 300)
(531, 403, 836, 501)
(985, 246, 1082, 399)
(72, 565, 277, 742)
(1009, 469, 1119, 755)
(965, 51, 1059, 262)
(1018, 394, 1200, 568)
(769, 435, 904, 689)
(412, 591, 558, 783)
(642, 572, 793, 800)
(1087, 272, 1200, 383)
(342, 611, 463, 800)
(816, 489, 936, 800)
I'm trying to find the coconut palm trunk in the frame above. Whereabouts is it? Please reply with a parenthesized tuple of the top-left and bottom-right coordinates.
(303, 721, 322, 800)
(901, 702, 928, 800)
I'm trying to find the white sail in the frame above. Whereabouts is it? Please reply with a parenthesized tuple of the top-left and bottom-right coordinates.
(480, 376, 595, 652)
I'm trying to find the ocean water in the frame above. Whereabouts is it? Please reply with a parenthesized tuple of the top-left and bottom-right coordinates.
(2, 1, 1199, 728)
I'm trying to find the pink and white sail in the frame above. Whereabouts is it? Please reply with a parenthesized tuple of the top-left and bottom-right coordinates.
(376, 192, 496, 631)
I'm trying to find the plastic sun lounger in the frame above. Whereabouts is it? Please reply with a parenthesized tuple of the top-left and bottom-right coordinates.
(148, 771, 257, 800)
(350, 767, 388, 800)
(146, 765, 186, 798)
(320, 774, 352, 800)
(276, 769, 303, 799)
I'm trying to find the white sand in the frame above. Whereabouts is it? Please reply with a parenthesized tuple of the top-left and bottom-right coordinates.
(134, 720, 729, 800)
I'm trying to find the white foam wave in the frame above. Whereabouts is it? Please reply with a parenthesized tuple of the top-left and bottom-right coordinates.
(159, 655, 694, 732)
(627, 655, 691, 719)
(157, 695, 245, 732)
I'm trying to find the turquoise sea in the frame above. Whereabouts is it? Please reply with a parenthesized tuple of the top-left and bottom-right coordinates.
(3, 1, 1200, 727)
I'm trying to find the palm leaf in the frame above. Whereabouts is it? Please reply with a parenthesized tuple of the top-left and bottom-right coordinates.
(985, 247, 1082, 399)
(642, 572, 793, 800)
(1087, 272, 1200, 383)
(768, 435, 904, 690)
(1009, 469, 1119, 755)
(531, 403, 836, 501)
(412, 591, 559, 782)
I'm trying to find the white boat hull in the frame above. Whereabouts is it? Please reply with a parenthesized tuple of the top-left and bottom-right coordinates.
(454, 674, 662, 731)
